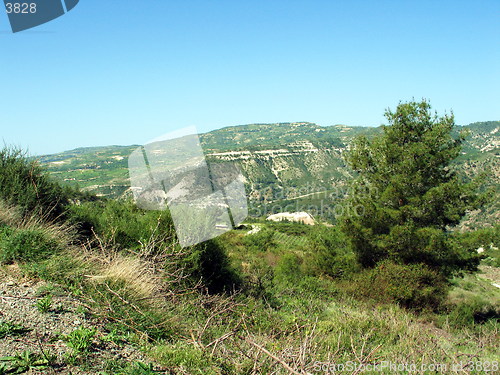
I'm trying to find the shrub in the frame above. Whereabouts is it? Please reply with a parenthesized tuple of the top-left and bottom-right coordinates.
(274, 253, 303, 285)
(242, 227, 276, 252)
(304, 226, 359, 279)
(68, 200, 175, 251)
(183, 239, 241, 294)
(0, 147, 70, 221)
(446, 298, 500, 327)
(345, 261, 449, 311)
(0, 227, 61, 264)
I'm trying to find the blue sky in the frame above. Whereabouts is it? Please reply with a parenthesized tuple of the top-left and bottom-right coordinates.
(1, 0, 499, 155)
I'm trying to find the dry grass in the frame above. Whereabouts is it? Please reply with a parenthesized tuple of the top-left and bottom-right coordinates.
(0, 199, 75, 249)
(86, 254, 159, 299)
(0, 200, 22, 227)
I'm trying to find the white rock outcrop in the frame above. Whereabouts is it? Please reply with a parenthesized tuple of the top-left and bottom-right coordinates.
(266, 212, 315, 225)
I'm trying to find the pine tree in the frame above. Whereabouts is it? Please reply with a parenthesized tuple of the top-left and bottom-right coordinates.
(341, 100, 481, 276)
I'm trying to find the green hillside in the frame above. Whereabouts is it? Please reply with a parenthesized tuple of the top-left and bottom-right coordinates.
(1, 107, 499, 374)
(38, 121, 499, 228)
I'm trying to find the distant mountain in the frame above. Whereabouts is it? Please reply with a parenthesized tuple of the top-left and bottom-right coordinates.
(38, 121, 499, 229)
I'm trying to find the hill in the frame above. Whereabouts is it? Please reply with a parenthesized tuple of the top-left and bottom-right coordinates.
(38, 121, 499, 229)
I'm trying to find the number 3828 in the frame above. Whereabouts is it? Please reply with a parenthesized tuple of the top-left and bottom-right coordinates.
(5, 3, 37, 14)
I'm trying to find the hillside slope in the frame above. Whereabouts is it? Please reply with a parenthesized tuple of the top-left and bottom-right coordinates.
(38, 121, 499, 228)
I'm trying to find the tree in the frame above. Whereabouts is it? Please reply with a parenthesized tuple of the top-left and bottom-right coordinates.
(340, 100, 481, 276)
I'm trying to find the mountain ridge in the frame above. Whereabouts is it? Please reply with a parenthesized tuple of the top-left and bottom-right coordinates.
(38, 121, 499, 229)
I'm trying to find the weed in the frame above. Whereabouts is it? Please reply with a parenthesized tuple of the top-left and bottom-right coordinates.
(0, 321, 29, 339)
(101, 329, 128, 346)
(63, 327, 96, 353)
(100, 360, 160, 375)
(0, 351, 49, 373)
(36, 295, 53, 313)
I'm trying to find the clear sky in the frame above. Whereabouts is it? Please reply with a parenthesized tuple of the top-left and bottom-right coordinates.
(1, 0, 499, 155)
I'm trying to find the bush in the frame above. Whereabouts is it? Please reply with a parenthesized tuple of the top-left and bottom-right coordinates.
(446, 298, 500, 327)
(304, 226, 359, 279)
(183, 239, 241, 294)
(69, 200, 238, 294)
(242, 228, 276, 252)
(274, 253, 303, 285)
(344, 261, 449, 311)
(0, 228, 61, 264)
(0, 147, 70, 221)
(68, 200, 175, 251)
(452, 225, 500, 254)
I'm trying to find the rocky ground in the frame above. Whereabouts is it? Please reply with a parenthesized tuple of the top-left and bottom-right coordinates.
(0, 265, 149, 374)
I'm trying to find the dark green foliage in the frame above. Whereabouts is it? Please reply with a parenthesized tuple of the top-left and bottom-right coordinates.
(0, 228, 60, 264)
(183, 239, 241, 294)
(341, 100, 482, 276)
(453, 225, 499, 252)
(447, 297, 500, 327)
(304, 226, 359, 279)
(346, 261, 449, 311)
(273, 222, 312, 237)
(0, 225, 14, 243)
(0, 320, 30, 339)
(274, 253, 303, 284)
(0, 147, 70, 221)
(242, 227, 275, 252)
(68, 199, 175, 251)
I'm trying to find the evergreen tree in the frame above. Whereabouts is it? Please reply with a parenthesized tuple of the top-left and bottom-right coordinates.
(341, 100, 481, 276)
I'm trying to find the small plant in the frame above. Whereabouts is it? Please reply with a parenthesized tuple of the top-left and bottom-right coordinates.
(129, 362, 159, 374)
(63, 327, 96, 353)
(102, 329, 128, 346)
(0, 350, 49, 373)
(36, 295, 53, 313)
(0, 362, 8, 375)
(100, 360, 159, 375)
(35, 283, 55, 297)
(0, 320, 29, 339)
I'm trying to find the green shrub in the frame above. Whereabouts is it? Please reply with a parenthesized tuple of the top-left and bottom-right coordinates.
(183, 239, 241, 294)
(0, 225, 14, 243)
(274, 253, 303, 285)
(304, 226, 359, 279)
(345, 261, 449, 311)
(68, 200, 175, 251)
(273, 222, 312, 237)
(446, 298, 500, 327)
(453, 225, 499, 250)
(242, 227, 276, 252)
(71, 200, 240, 294)
(0, 147, 70, 221)
(0, 228, 60, 264)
